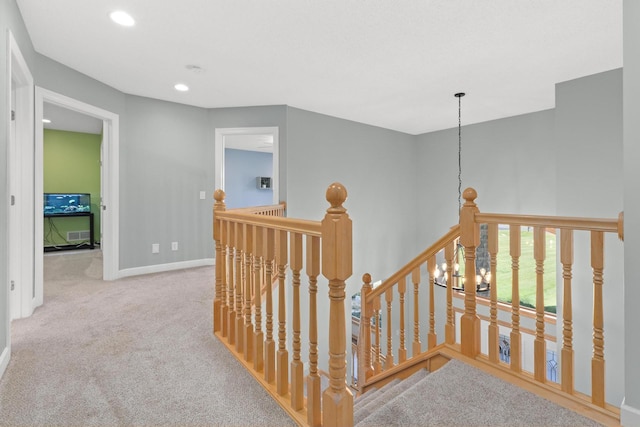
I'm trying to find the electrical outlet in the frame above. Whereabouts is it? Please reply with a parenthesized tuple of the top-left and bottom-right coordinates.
(152, 243, 160, 253)
(199, 191, 206, 200)
(171, 241, 178, 251)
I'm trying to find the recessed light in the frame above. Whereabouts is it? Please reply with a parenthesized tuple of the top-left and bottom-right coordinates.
(110, 10, 135, 27)
(174, 83, 189, 92)
(42, 119, 51, 124)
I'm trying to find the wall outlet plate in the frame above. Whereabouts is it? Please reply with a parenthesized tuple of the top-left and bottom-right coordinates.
(152, 243, 160, 253)
(171, 241, 178, 251)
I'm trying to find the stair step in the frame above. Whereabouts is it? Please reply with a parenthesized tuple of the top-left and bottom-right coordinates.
(354, 378, 400, 409)
(354, 369, 429, 424)
(355, 360, 603, 427)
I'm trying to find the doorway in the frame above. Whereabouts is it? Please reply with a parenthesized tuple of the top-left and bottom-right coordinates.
(34, 88, 120, 310)
(214, 127, 280, 205)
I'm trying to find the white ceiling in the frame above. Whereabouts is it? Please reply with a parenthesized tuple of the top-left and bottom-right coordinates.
(18, 1, 622, 135)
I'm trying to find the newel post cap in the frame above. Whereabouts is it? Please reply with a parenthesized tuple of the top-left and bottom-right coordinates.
(463, 187, 477, 206)
(326, 182, 348, 213)
(214, 189, 226, 202)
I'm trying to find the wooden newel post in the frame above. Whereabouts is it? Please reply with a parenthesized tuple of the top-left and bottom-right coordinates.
(213, 189, 226, 334)
(358, 273, 374, 390)
(321, 182, 354, 427)
(460, 187, 480, 357)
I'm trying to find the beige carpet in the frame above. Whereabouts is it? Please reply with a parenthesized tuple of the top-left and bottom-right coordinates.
(0, 250, 295, 426)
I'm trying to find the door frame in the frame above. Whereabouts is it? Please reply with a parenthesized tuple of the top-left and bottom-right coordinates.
(214, 127, 280, 204)
(35, 88, 120, 302)
(7, 31, 34, 323)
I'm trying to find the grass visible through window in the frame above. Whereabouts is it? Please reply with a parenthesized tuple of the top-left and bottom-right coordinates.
(495, 228, 557, 313)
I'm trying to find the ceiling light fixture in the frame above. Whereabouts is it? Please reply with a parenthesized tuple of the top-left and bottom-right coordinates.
(174, 83, 189, 92)
(110, 10, 135, 27)
(42, 118, 51, 124)
(185, 65, 205, 73)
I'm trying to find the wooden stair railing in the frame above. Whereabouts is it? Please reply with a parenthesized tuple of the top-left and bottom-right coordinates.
(213, 183, 353, 427)
(359, 187, 624, 424)
(358, 225, 461, 385)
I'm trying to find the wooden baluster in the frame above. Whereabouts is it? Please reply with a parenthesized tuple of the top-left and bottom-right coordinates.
(385, 288, 394, 370)
(533, 226, 546, 382)
(373, 298, 382, 374)
(591, 230, 605, 407)
(398, 277, 407, 363)
(227, 221, 236, 344)
(220, 220, 229, 338)
(359, 274, 374, 386)
(213, 190, 226, 333)
(444, 241, 455, 344)
(488, 223, 499, 363)
(290, 232, 303, 410)
(306, 235, 321, 427)
(235, 222, 244, 354)
(276, 230, 289, 396)
(412, 267, 422, 356)
(510, 224, 522, 372)
(253, 225, 264, 372)
(264, 229, 276, 384)
(561, 229, 574, 394)
(321, 183, 353, 427)
(243, 224, 254, 362)
(460, 188, 480, 357)
(427, 256, 437, 350)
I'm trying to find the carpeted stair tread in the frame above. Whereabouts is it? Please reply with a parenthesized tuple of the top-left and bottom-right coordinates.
(354, 368, 429, 424)
(356, 359, 604, 427)
(354, 387, 377, 405)
(354, 378, 400, 410)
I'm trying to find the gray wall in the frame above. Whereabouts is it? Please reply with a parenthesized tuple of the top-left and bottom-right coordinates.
(285, 106, 419, 292)
(416, 109, 556, 245)
(121, 95, 212, 269)
(623, 0, 640, 423)
(554, 69, 624, 406)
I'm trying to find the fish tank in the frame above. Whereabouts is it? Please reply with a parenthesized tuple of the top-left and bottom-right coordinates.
(43, 193, 91, 216)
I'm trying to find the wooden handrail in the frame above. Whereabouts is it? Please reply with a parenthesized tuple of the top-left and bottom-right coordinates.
(475, 213, 620, 235)
(216, 211, 322, 236)
(366, 225, 460, 302)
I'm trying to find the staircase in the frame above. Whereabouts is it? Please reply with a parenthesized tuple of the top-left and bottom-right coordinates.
(353, 356, 603, 426)
(212, 183, 624, 426)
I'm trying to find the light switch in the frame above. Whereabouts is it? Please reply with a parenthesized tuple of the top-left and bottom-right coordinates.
(200, 191, 206, 200)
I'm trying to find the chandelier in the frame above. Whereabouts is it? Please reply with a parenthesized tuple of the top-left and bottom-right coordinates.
(432, 92, 490, 294)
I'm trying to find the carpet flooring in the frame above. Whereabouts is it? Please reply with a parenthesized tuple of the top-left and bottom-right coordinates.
(0, 250, 295, 426)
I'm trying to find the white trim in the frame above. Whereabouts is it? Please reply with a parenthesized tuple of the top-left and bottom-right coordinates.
(214, 127, 280, 204)
(8, 31, 35, 323)
(118, 259, 215, 279)
(35, 87, 120, 297)
(621, 398, 640, 426)
(0, 347, 9, 379)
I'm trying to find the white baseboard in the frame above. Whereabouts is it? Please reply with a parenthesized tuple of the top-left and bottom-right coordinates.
(118, 258, 214, 279)
(0, 346, 10, 380)
(621, 398, 640, 426)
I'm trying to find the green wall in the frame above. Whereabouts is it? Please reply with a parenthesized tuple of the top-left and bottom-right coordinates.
(43, 129, 101, 247)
